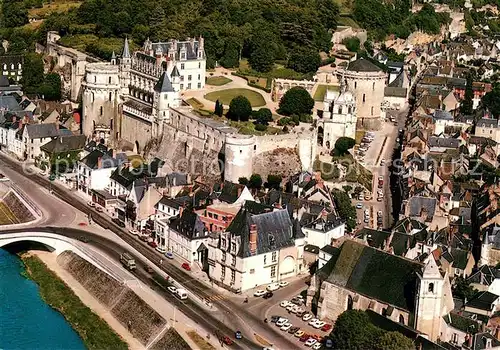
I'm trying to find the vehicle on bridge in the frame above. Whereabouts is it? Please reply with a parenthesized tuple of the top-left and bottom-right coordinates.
(120, 252, 136, 270)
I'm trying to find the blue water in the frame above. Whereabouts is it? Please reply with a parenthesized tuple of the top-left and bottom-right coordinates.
(0, 249, 86, 350)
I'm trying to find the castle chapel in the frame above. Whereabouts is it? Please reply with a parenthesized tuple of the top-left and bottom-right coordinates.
(81, 37, 206, 151)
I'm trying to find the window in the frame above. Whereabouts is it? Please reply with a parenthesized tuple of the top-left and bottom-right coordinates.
(354, 81, 357, 89)
(231, 269, 235, 283)
(197, 82, 201, 89)
(100, 106, 103, 115)
(94, 76, 96, 83)
(371, 106, 374, 115)
(264, 255, 267, 265)
(199, 62, 201, 68)
(110, 119, 113, 130)
(347, 295, 353, 310)
(399, 315, 405, 324)
(428, 282, 434, 293)
(213, 214, 218, 220)
(452, 333, 458, 343)
(198, 74, 201, 80)
(180, 84, 184, 90)
(181, 63, 185, 70)
(188, 75, 192, 81)
(271, 266, 276, 278)
(109, 77, 111, 84)
(272, 251, 277, 262)
(362, 94, 366, 103)
(222, 251, 226, 262)
(231, 256, 236, 267)
(372, 82, 375, 90)
(164, 94, 169, 100)
(231, 242, 236, 252)
(221, 266, 226, 278)
(250, 268, 255, 274)
(188, 83, 191, 89)
(221, 238, 226, 248)
(109, 92, 112, 101)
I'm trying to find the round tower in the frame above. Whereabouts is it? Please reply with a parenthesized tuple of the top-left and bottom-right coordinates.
(81, 63, 120, 138)
(224, 134, 256, 184)
(341, 57, 387, 130)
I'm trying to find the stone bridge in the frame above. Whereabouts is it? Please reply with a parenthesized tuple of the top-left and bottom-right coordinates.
(0, 231, 135, 284)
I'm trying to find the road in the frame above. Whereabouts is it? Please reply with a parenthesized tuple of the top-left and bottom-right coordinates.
(0, 153, 301, 350)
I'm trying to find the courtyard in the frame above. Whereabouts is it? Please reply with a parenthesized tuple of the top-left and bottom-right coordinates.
(204, 88, 266, 107)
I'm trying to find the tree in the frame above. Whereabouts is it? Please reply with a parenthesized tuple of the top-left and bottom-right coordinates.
(332, 190, 357, 231)
(453, 276, 478, 301)
(278, 87, 315, 116)
(228, 96, 252, 122)
(249, 174, 263, 190)
(249, 44, 275, 72)
(220, 38, 240, 68)
(481, 87, 500, 118)
(331, 310, 383, 350)
(266, 175, 282, 190)
(460, 73, 474, 115)
(20, 53, 45, 95)
(253, 108, 273, 125)
(334, 137, 356, 156)
(2, 1, 29, 28)
(287, 48, 321, 74)
(214, 99, 224, 117)
(375, 332, 414, 350)
(238, 177, 249, 185)
(39, 73, 62, 101)
(342, 36, 361, 52)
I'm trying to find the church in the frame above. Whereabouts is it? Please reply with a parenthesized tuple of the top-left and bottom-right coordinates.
(308, 239, 455, 342)
(81, 37, 206, 152)
(317, 75, 357, 150)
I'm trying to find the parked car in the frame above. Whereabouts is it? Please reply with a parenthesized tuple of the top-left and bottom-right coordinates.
(167, 286, 177, 294)
(280, 300, 291, 307)
(321, 324, 333, 332)
(281, 323, 292, 331)
(263, 291, 273, 299)
(145, 265, 154, 273)
(299, 334, 310, 342)
(254, 290, 266, 297)
(279, 281, 289, 288)
(308, 319, 319, 326)
(288, 326, 300, 334)
(312, 343, 322, 350)
(235, 331, 242, 339)
(276, 318, 288, 327)
(129, 229, 139, 236)
(95, 206, 104, 212)
(112, 218, 125, 228)
(305, 338, 318, 347)
(267, 283, 280, 291)
(222, 336, 233, 346)
(181, 262, 191, 271)
(302, 313, 313, 321)
(140, 235, 150, 242)
(270, 315, 280, 323)
(356, 203, 363, 209)
(296, 310, 306, 317)
(165, 252, 174, 259)
(291, 297, 303, 305)
(148, 241, 158, 248)
(313, 321, 326, 329)
(87, 201, 95, 208)
(156, 246, 166, 254)
(295, 330, 305, 338)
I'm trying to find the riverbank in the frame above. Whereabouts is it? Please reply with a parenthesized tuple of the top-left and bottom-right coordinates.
(21, 252, 131, 350)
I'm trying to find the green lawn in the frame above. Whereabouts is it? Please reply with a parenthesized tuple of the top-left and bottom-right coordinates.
(314, 85, 340, 101)
(206, 76, 232, 86)
(204, 88, 266, 107)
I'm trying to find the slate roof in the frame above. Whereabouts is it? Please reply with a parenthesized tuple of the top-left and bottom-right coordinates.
(466, 291, 499, 311)
(110, 165, 149, 188)
(304, 244, 320, 254)
(472, 333, 500, 350)
(434, 109, 454, 120)
(443, 312, 480, 333)
(317, 240, 422, 311)
(393, 217, 428, 235)
(467, 265, 500, 286)
(408, 196, 437, 221)
(347, 57, 383, 72)
(477, 118, 499, 128)
(25, 123, 70, 139)
(0, 95, 21, 111)
(167, 172, 189, 187)
(428, 136, 461, 148)
(151, 40, 201, 61)
(385, 87, 407, 97)
(122, 37, 130, 58)
(154, 71, 174, 93)
(40, 135, 86, 154)
(169, 208, 207, 240)
(226, 208, 295, 258)
(0, 76, 9, 87)
(80, 149, 126, 170)
(218, 181, 246, 204)
(389, 69, 406, 88)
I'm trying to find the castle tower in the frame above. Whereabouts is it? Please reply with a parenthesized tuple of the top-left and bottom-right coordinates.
(110, 51, 116, 65)
(415, 257, 446, 341)
(224, 134, 256, 184)
(143, 37, 153, 56)
(152, 71, 179, 137)
(170, 65, 181, 92)
(119, 37, 131, 97)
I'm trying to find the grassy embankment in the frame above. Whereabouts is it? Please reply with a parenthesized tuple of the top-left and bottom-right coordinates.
(22, 255, 128, 350)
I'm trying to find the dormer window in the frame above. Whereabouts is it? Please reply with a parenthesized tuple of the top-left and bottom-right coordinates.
(428, 282, 434, 293)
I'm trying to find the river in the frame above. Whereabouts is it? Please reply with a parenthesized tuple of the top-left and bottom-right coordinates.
(0, 249, 85, 350)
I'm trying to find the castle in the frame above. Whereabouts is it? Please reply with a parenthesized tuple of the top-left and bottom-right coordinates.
(79, 37, 316, 182)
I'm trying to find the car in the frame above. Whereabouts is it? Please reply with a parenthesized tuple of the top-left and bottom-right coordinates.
(148, 241, 158, 248)
(235, 331, 242, 339)
(377, 210, 383, 217)
(267, 283, 280, 291)
(286, 304, 295, 312)
(377, 197, 383, 202)
(181, 262, 191, 271)
(364, 217, 369, 223)
(87, 201, 95, 207)
(140, 235, 149, 242)
(356, 203, 363, 209)
(270, 315, 280, 323)
(263, 292, 273, 299)
(380, 159, 385, 166)
(290, 305, 301, 314)
(254, 290, 267, 297)
(280, 300, 291, 307)
(288, 326, 300, 334)
(95, 206, 104, 212)
(364, 209, 370, 215)
(165, 252, 174, 259)
(378, 175, 384, 181)
(281, 323, 292, 331)
(302, 313, 313, 321)
(276, 318, 288, 327)
(325, 338, 333, 348)
(321, 324, 333, 332)
(305, 338, 318, 347)
(299, 334, 310, 342)
(313, 321, 326, 329)
(112, 218, 126, 228)
(358, 194, 363, 201)
(222, 336, 233, 346)
(308, 318, 319, 326)
(290, 297, 303, 305)
(279, 281, 289, 288)
(129, 229, 139, 236)
(296, 310, 306, 317)
(377, 189, 383, 195)
(156, 246, 166, 254)
(167, 286, 177, 294)
(295, 330, 305, 338)
(312, 343, 322, 350)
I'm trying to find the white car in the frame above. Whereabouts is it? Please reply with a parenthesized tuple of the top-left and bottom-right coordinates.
(286, 304, 295, 312)
(293, 307, 304, 314)
(280, 323, 292, 331)
(254, 290, 266, 297)
(290, 305, 301, 314)
(279, 281, 289, 288)
(313, 321, 326, 329)
(129, 229, 139, 236)
(308, 318, 319, 326)
(305, 338, 318, 347)
(267, 283, 280, 291)
(276, 318, 288, 327)
(280, 300, 290, 308)
(302, 313, 313, 321)
(312, 343, 322, 350)
(156, 246, 166, 254)
(87, 201, 95, 207)
(167, 286, 177, 294)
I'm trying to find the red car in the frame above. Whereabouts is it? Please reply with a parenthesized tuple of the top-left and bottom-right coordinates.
(299, 334, 310, 342)
(147, 241, 157, 248)
(321, 324, 332, 332)
(181, 262, 191, 271)
(222, 336, 233, 345)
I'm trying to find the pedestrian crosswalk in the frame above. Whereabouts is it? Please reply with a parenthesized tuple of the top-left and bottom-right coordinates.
(204, 294, 229, 302)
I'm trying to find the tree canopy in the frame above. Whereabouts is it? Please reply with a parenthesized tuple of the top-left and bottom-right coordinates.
(248, 174, 262, 189)
(332, 189, 357, 231)
(481, 87, 500, 118)
(334, 137, 356, 156)
(228, 96, 252, 122)
(287, 48, 321, 74)
(278, 87, 315, 116)
(342, 36, 361, 52)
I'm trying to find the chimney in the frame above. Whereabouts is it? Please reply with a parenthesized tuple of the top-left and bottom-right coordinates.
(249, 224, 257, 254)
(97, 156, 102, 169)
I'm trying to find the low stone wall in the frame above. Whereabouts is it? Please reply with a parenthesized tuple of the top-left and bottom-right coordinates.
(149, 328, 191, 350)
(57, 251, 168, 346)
(2, 191, 35, 223)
